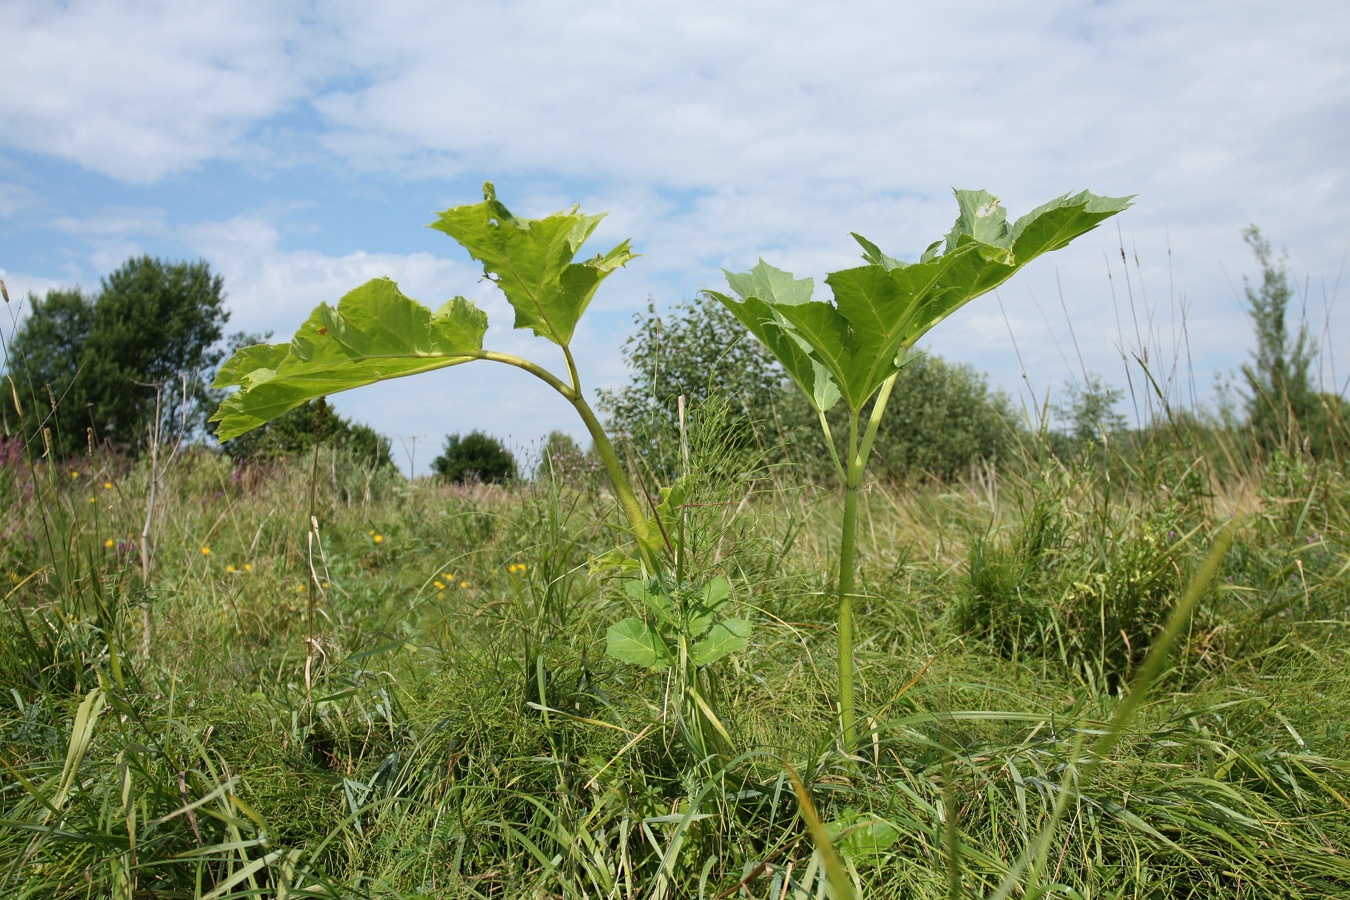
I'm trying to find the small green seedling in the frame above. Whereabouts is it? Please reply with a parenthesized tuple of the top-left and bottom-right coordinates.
(707, 188, 1132, 746)
(211, 183, 655, 558)
(606, 575, 750, 671)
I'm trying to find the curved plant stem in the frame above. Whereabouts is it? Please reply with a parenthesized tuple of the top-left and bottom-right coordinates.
(477, 350, 654, 562)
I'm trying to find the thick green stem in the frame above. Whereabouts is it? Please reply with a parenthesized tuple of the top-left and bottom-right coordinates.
(568, 389, 655, 558)
(478, 350, 654, 563)
(838, 411, 862, 747)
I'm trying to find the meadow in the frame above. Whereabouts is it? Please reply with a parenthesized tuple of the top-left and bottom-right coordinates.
(4, 186, 1349, 898)
(1, 415, 1348, 899)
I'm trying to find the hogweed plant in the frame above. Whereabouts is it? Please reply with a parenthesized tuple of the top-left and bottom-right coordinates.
(211, 183, 656, 559)
(211, 184, 739, 753)
(707, 188, 1132, 746)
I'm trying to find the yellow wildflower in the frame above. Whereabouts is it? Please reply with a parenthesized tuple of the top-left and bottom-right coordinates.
(104, 481, 113, 490)
(200, 546, 211, 556)
(104, 538, 115, 549)
(226, 565, 236, 573)
(373, 534, 384, 544)
(243, 563, 252, 572)
(459, 581, 469, 589)
(434, 580, 446, 590)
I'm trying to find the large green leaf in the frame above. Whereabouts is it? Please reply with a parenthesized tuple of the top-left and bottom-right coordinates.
(685, 575, 732, 638)
(429, 182, 637, 347)
(711, 189, 1131, 414)
(606, 618, 670, 670)
(211, 277, 487, 441)
(689, 618, 750, 666)
(707, 261, 841, 413)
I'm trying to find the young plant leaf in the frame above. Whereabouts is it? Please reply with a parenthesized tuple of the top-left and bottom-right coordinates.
(711, 187, 1131, 748)
(685, 575, 732, 638)
(625, 578, 676, 627)
(211, 277, 487, 440)
(428, 182, 636, 347)
(689, 617, 750, 667)
(707, 261, 841, 413)
(711, 189, 1132, 416)
(606, 618, 670, 670)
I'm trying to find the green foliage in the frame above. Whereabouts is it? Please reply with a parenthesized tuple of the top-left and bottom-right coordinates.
(954, 468, 1204, 689)
(211, 182, 655, 556)
(1241, 226, 1314, 443)
(2, 424, 1349, 898)
(709, 190, 1133, 420)
(222, 399, 394, 469)
(599, 297, 785, 477)
(431, 430, 517, 484)
(710, 187, 1131, 743)
(787, 352, 1019, 481)
(6, 257, 229, 456)
(606, 575, 749, 670)
(213, 184, 636, 441)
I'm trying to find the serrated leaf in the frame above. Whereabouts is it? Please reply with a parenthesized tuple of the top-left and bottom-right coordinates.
(214, 343, 289, 390)
(686, 575, 732, 638)
(428, 181, 636, 347)
(624, 578, 676, 626)
(725, 261, 815, 307)
(211, 278, 487, 441)
(689, 618, 750, 667)
(851, 233, 906, 271)
(943, 188, 1012, 252)
(606, 618, 670, 669)
(711, 190, 1130, 415)
(588, 548, 641, 574)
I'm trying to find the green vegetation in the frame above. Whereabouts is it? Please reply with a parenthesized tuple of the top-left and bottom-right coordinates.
(223, 399, 394, 470)
(431, 431, 517, 485)
(5, 256, 229, 456)
(708, 188, 1132, 744)
(0, 193, 1347, 898)
(1, 421, 1346, 898)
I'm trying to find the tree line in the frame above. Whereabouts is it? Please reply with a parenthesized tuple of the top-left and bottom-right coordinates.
(2, 229, 1344, 481)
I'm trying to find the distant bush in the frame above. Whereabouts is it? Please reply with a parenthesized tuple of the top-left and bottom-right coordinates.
(953, 464, 1206, 690)
(599, 298, 786, 480)
(781, 352, 1019, 482)
(432, 431, 516, 484)
(222, 399, 393, 469)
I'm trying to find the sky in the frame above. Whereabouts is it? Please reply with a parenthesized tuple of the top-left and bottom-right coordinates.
(2, 1, 1347, 473)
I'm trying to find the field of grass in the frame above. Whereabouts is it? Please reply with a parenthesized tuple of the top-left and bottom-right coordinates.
(1, 423, 1348, 898)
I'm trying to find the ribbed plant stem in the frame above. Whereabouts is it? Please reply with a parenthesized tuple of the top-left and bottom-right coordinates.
(838, 414, 863, 747)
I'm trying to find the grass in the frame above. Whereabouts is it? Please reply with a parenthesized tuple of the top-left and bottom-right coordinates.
(1, 421, 1348, 898)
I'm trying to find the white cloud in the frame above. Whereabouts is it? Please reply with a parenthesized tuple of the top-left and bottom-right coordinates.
(3, 0, 1348, 449)
(0, 0, 325, 182)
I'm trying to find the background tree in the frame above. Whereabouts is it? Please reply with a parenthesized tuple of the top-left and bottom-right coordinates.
(1239, 226, 1318, 450)
(431, 431, 517, 484)
(222, 398, 394, 469)
(1047, 372, 1128, 458)
(4, 287, 95, 449)
(598, 298, 786, 478)
(6, 257, 229, 457)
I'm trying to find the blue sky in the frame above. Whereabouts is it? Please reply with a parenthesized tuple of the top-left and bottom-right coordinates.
(2, 1, 1348, 472)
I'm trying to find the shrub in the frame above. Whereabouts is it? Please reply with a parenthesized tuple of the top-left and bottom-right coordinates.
(431, 431, 516, 484)
(222, 399, 393, 469)
(599, 297, 786, 479)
